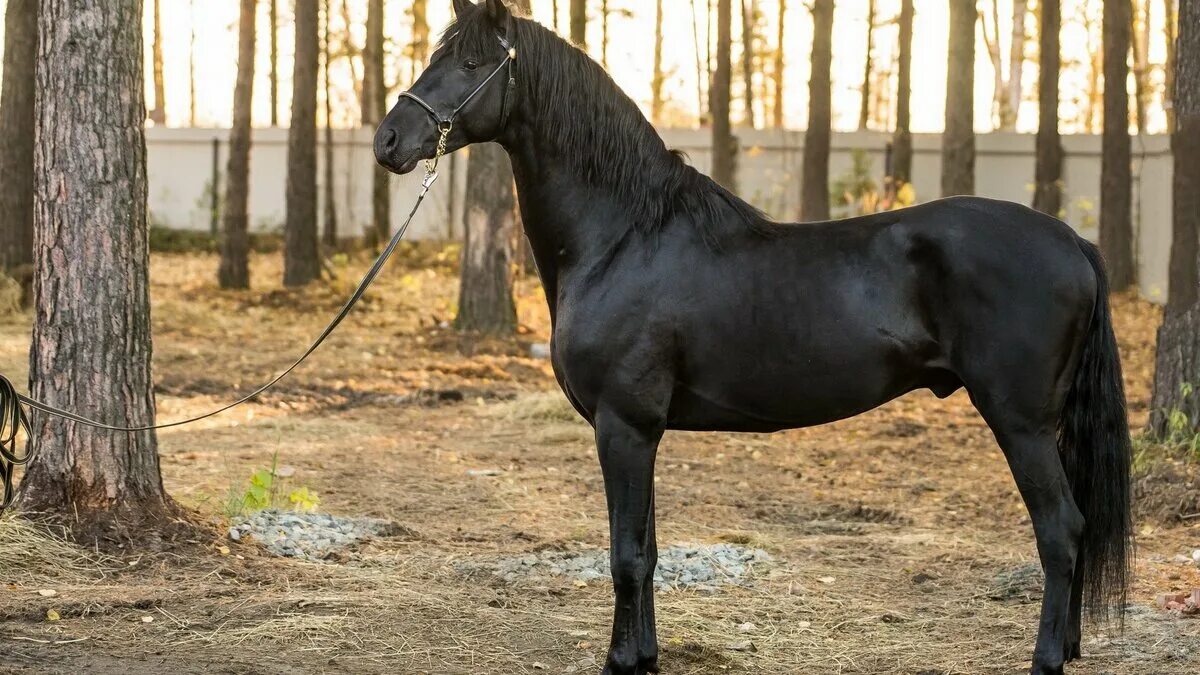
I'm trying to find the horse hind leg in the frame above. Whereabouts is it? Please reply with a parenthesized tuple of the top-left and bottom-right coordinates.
(970, 389, 1083, 675)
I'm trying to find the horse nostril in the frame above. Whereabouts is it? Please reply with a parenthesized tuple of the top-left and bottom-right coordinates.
(374, 127, 397, 157)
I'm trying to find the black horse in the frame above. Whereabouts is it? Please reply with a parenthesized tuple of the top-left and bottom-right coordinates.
(374, 2, 1132, 673)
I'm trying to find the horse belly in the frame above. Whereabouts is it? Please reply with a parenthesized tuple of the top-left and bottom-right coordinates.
(667, 327, 927, 433)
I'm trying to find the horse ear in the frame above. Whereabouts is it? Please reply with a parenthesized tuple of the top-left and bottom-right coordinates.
(451, 0, 473, 19)
(484, 0, 511, 24)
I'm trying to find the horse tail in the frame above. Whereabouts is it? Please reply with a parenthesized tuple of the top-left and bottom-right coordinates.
(1058, 238, 1133, 624)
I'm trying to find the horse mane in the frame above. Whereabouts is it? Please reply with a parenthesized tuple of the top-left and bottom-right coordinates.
(439, 8, 778, 246)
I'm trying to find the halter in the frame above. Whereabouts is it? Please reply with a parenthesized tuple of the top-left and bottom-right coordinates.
(399, 35, 518, 136)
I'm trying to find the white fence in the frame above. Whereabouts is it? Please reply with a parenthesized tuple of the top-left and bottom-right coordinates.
(146, 127, 1174, 303)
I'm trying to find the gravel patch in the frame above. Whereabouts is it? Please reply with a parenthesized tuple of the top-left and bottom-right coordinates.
(230, 510, 403, 561)
(464, 543, 771, 591)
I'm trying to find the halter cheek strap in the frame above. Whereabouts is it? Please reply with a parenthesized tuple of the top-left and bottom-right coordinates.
(400, 35, 518, 133)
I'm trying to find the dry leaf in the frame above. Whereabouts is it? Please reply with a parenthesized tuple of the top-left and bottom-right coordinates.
(46, 609, 60, 621)
(36, 589, 57, 597)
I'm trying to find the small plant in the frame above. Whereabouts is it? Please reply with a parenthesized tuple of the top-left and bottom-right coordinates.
(830, 150, 917, 218)
(224, 452, 321, 518)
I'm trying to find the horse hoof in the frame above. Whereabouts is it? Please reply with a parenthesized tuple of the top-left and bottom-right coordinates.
(1063, 639, 1081, 663)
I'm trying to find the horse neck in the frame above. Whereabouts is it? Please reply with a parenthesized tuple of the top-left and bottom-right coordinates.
(497, 42, 676, 285)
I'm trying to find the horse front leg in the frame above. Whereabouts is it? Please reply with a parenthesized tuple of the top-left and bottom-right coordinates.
(595, 410, 663, 675)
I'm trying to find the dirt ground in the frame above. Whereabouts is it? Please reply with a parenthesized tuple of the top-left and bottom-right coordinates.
(1, 250, 1198, 674)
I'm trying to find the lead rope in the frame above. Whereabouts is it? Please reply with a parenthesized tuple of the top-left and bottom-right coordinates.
(0, 125, 453, 511)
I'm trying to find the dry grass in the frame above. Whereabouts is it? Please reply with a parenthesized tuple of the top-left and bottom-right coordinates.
(0, 253, 1197, 674)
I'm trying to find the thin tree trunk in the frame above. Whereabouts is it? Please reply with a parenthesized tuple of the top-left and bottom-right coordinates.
(1165, 0, 1177, 132)
(0, 0, 37, 280)
(219, 0, 257, 290)
(772, 0, 785, 128)
(693, 0, 707, 124)
(270, 0, 280, 127)
(893, 0, 913, 185)
(339, 0, 362, 123)
(322, 0, 338, 249)
(801, 0, 834, 220)
(712, 0, 737, 191)
(456, 144, 517, 335)
(411, 0, 430, 82)
(603, 1, 610, 67)
(1149, 0, 1199, 436)
(363, 0, 390, 247)
(1100, 0, 1135, 290)
(571, 0, 587, 49)
(1034, 0, 1064, 216)
(1007, 0, 1029, 129)
(741, 0, 756, 128)
(651, 0, 665, 125)
(942, 0, 977, 197)
(284, 0, 320, 287)
(189, 0, 198, 127)
(553, 0, 560, 32)
(1131, 0, 1152, 133)
(859, 0, 875, 130)
(149, 0, 167, 125)
(22, 0, 171, 528)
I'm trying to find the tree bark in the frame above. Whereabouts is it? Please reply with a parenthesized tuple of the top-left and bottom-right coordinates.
(270, 0, 280, 127)
(363, 0, 390, 247)
(571, 0, 587, 49)
(149, 0, 167, 125)
(942, 0, 976, 197)
(772, 0, 785, 128)
(712, 0, 737, 191)
(411, 0, 430, 83)
(1149, 0, 1199, 437)
(801, 0, 833, 221)
(322, 0, 338, 248)
(1165, 0, 1177, 132)
(1100, 0, 1135, 290)
(0, 0, 37, 278)
(455, 145, 518, 336)
(741, 0, 756, 128)
(285, 0, 320, 287)
(859, 0, 875, 131)
(219, 0, 258, 290)
(21, 0, 170, 526)
(1131, 0, 1152, 133)
(651, 0, 665, 125)
(892, 0, 913, 186)
(1034, 0, 1064, 216)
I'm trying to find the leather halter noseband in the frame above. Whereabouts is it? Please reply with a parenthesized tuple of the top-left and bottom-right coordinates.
(399, 35, 517, 133)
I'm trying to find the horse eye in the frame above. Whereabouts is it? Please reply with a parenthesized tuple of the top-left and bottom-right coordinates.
(463, 59, 478, 72)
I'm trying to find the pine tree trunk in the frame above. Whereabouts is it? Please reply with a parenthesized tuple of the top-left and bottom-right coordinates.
(149, 0, 167, 125)
(772, 0, 785, 128)
(1101, 0, 1135, 290)
(219, 0, 257, 290)
(741, 0, 755, 128)
(21, 0, 171, 528)
(892, 0, 913, 186)
(942, 0, 976, 197)
(455, 144, 517, 336)
(859, 0, 875, 131)
(285, 0, 320, 287)
(801, 0, 833, 221)
(651, 0, 665, 125)
(363, 0, 390, 247)
(712, 0, 737, 191)
(411, 0, 430, 82)
(322, 0, 338, 249)
(270, 0, 280, 127)
(571, 0, 587, 49)
(1149, 0, 1199, 437)
(1034, 0, 1064, 216)
(1131, 0, 1152, 133)
(1165, 0, 1177, 133)
(0, 0, 37, 280)
(188, 0, 198, 126)
(601, 0, 609, 68)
